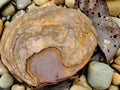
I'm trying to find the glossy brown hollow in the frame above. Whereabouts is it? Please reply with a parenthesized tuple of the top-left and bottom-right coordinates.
(0, 6, 97, 86)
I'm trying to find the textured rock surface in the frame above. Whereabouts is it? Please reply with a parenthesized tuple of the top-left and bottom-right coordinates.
(0, 6, 97, 86)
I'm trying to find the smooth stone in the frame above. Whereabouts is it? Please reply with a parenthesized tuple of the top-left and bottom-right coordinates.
(112, 71, 120, 85)
(70, 85, 92, 90)
(0, 19, 3, 36)
(11, 10, 25, 21)
(115, 48, 120, 57)
(108, 85, 119, 90)
(53, 0, 65, 5)
(39, 1, 56, 8)
(87, 61, 113, 89)
(65, 0, 75, 8)
(11, 84, 25, 90)
(114, 55, 120, 65)
(17, 0, 31, 9)
(78, 75, 92, 90)
(0, 0, 10, 9)
(0, 60, 9, 75)
(26, 3, 39, 12)
(0, 73, 14, 88)
(33, 0, 49, 6)
(1, 4, 15, 17)
(111, 17, 120, 27)
(112, 64, 120, 73)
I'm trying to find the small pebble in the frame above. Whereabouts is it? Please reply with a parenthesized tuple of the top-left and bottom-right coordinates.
(112, 71, 120, 85)
(65, 0, 75, 8)
(87, 61, 113, 89)
(26, 3, 39, 12)
(33, 0, 50, 6)
(114, 55, 120, 66)
(53, 0, 65, 5)
(78, 75, 92, 90)
(0, 19, 3, 36)
(115, 48, 120, 57)
(108, 85, 119, 90)
(0, 73, 14, 88)
(70, 85, 91, 90)
(1, 3, 16, 17)
(112, 64, 120, 73)
(0, 0, 10, 9)
(0, 60, 9, 75)
(40, 1, 56, 8)
(11, 84, 25, 90)
(11, 10, 25, 21)
(17, 0, 31, 9)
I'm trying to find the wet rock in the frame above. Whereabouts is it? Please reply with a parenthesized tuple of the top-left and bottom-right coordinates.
(87, 61, 113, 89)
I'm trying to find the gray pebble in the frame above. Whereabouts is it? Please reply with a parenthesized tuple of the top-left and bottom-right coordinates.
(1, 3, 16, 17)
(0, 0, 10, 9)
(11, 10, 25, 21)
(17, 0, 31, 9)
(87, 61, 113, 89)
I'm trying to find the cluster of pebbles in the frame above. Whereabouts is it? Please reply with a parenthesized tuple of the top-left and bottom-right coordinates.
(0, 0, 120, 90)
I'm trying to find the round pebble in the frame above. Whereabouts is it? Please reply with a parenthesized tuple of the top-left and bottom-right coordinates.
(108, 85, 119, 90)
(17, 0, 31, 9)
(26, 3, 39, 12)
(0, 0, 10, 9)
(112, 71, 120, 85)
(0, 73, 14, 88)
(11, 10, 25, 21)
(34, 0, 50, 6)
(70, 85, 91, 90)
(87, 61, 113, 89)
(65, 0, 75, 8)
(11, 84, 25, 90)
(0, 19, 3, 36)
(0, 60, 9, 75)
(1, 3, 16, 17)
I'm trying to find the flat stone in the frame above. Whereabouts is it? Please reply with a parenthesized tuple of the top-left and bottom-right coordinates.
(70, 85, 91, 90)
(108, 85, 119, 90)
(33, 0, 49, 6)
(114, 55, 120, 66)
(112, 71, 120, 85)
(87, 61, 113, 89)
(1, 3, 15, 17)
(17, 0, 31, 9)
(0, 19, 3, 36)
(0, 0, 10, 9)
(11, 10, 25, 21)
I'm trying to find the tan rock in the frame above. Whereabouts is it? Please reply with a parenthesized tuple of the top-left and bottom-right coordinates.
(115, 48, 120, 57)
(40, 1, 56, 8)
(70, 85, 92, 90)
(53, 0, 65, 5)
(0, 19, 3, 36)
(112, 64, 120, 73)
(112, 72, 120, 85)
(65, 0, 75, 8)
(114, 55, 120, 65)
(108, 85, 119, 90)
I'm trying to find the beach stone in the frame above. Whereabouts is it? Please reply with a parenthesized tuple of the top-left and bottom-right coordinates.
(0, 19, 3, 36)
(70, 85, 92, 90)
(87, 61, 113, 89)
(112, 71, 120, 85)
(26, 3, 39, 12)
(65, 0, 75, 8)
(1, 3, 15, 17)
(0, 0, 10, 9)
(33, 0, 50, 6)
(11, 10, 25, 21)
(112, 64, 120, 73)
(114, 55, 120, 65)
(108, 85, 119, 90)
(17, 0, 31, 9)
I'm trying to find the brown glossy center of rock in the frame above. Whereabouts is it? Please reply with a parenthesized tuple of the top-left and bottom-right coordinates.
(27, 48, 66, 83)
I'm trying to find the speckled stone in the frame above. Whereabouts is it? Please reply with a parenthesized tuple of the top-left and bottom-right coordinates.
(1, 3, 15, 17)
(87, 61, 113, 89)
(0, 0, 10, 9)
(11, 10, 25, 21)
(34, 0, 50, 6)
(0, 19, 3, 36)
(17, 0, 31, 9)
